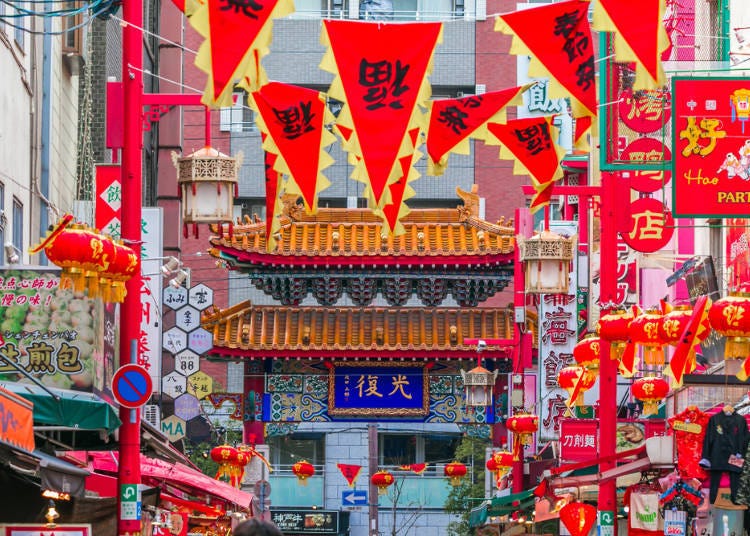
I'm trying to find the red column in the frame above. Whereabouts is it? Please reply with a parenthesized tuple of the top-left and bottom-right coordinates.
(118, 0, 143, 533)
(598, 172, 619, 531)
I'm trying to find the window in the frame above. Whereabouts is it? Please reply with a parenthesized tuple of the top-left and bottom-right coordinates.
(12, 198, 22, 255)
(267, 433, 325, 468)
(379, 433, 461, 469)
(220, 92, 256, 132)
(62, 1, 83, 56)
(360, 0, 460, 21)
(294, 0, 347, 18)
(14, 1, 25, 50)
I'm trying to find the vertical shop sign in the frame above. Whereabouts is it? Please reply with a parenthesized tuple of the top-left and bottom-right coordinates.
(673, 77, 750, 217)
(538, 222, 581, 440)
(140, 208, 163, 392)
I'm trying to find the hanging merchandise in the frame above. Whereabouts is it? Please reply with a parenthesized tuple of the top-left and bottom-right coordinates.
(701, 406, 749, 505)
(667, 406, 709, 480)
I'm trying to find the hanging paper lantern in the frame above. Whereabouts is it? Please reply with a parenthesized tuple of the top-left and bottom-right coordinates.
(230, 449, 252, 488)
(559, 502, 597, 536)
(660, 305, 711, 377)
(444, 461, 467, 486)
(631, 376, 670, 416)
(597, 308, 636, 361)
(292, 460, 315, 485)
(371, 470, 394, 495)
(709, 293, 750, 359)
(506, 413, 539, 460)
(486, 450, 513, 489)
(211, 445, 239, 484)
(573, 335, 601, 371)
(557, 366, 596, 407)
(629, 309, 666, 369)
(106, 241, 140, 303)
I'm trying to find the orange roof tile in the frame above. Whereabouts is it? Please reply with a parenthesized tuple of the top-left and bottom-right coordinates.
(201, 300, 535, 359)
(209, 186, 515, 264)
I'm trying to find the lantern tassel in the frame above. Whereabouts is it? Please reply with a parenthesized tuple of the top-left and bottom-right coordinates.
(726, 337, 750, 360)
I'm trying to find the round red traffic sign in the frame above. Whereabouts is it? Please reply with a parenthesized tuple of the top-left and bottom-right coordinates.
(112, 364, 153, 409)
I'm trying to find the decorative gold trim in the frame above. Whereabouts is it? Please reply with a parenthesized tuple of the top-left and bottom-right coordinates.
(328, 361, 430, 417)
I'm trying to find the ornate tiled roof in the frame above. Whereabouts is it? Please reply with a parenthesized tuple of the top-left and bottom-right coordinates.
(208, 186, 515, 266)
(201, 300, 536, 359)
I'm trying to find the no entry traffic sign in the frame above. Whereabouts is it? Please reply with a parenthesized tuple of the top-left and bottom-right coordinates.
(112, 364, 153, 409)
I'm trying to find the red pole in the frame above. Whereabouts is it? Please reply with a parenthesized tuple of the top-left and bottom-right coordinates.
(118, 0, 143, 533)
(204, 106, 212, 148)
(598, 172, 619, 532)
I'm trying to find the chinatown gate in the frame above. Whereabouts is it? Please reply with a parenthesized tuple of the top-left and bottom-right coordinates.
(200, 187, 533, 535)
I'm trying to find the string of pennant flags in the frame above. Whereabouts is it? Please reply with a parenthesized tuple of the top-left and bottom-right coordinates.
(170, 0, 669, 245)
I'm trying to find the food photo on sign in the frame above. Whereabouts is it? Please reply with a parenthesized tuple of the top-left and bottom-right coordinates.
(0, 268, 107, 396)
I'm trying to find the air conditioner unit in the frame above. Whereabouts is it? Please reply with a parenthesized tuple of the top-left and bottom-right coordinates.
(143, 404, 161, 428)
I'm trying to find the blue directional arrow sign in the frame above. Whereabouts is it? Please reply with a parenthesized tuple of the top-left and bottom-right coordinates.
(342, 489, 368, 506)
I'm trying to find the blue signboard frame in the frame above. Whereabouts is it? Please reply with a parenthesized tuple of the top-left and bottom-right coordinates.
(328, 362, 429, 417)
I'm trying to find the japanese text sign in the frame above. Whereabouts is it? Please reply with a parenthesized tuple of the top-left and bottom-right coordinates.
(559, 419, 598, 461)
(328, 362, 428, 417)
(673, 77, 750, 217)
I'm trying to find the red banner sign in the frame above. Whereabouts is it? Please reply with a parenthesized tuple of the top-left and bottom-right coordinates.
(621, 197, 675, 253)
(0, 386, 34, 453)
(559, 419, 598, 461)
(673, 77, 750, 217)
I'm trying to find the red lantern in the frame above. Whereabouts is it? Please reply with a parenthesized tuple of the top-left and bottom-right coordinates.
(210, 445, 239, 484)
(292, 460, 315, 485)
(629, 310, 665, 368)
(709, 294, 750, 360)
(631, 376, 670, 416)
(557, 366, 596, 407)
(573, 336, 601, 371)
(506, 413, 539, 460)
(486, 450, 513, 489)
(444, 461, 467, 486)
(38, 222, 108, 295)
(559, 502, 597, 536)
(231, 450, 252, 488)
(371, 470, 394, 495)
(597, 308, 636, 361)
(106, 241, 140, 303)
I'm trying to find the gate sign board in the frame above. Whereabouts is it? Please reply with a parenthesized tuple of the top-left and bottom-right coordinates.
(673, 77, 750, 217)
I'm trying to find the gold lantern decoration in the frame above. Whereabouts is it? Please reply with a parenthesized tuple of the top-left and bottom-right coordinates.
(443, 461, 468, 486)
(517, 230, 575, 294)
(172, 146, 242, 237)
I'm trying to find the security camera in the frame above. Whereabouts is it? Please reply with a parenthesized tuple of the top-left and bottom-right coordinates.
(477, 340, 487, 352)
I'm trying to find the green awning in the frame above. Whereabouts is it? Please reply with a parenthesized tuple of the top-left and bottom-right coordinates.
(0, 381, 121, 434)
(468, 489, 537, 527)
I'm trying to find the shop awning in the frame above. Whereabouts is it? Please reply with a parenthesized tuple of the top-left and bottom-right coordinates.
(469, 489, 537, 527)
(0, 444, 90, 498)
(63, 450, 256, 512)
(0, 381, 121, 434)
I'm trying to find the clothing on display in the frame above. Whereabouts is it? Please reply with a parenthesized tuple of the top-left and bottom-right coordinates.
(669, 405, 710, 480)
(701, 406, 749, 504)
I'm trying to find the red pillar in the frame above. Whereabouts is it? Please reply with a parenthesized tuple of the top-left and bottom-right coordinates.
(597, 172, 619, 530)
(118, 0, 143, 533)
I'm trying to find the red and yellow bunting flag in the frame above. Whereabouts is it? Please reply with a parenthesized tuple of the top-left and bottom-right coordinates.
(190, 0, 294, 108)
(252, 82, 335, 215)
(593, 0, 669, 90)
(486, 116, 565, 188)
(378, 128, 421, 236)
(171, 0, 202, 17)
(495, 0, 596, 149)
(426, 85, 530, 176)
(665, 296, 711, 386)
(320, 20, 443, 209)
(263, 141, 285, 252)
(337, 463, 362, 488)
(529, 181, 555, 215)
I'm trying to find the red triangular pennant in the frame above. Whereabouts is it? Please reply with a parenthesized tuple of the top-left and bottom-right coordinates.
(253, 82, 333, 214)
(529, 182, 555, 214)
(426, 86, 528, 174)
(594, 0, 668, 88)
(496, 0, 597, 119)
(323, 20, 442, 207)
(487, 117, 563, 187)
(263, 141, 283, 251)
(206, 0, 278, 101)
(337, 463, 362, 488)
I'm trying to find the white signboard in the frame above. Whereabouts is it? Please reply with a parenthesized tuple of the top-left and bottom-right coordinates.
(141, 208, 163, 393)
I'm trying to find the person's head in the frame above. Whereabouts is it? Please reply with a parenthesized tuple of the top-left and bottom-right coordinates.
(234, 518, 284, 536)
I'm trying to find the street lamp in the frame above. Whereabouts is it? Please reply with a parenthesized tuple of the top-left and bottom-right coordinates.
(461, 341, 499, 407)
(517, 229, 575, 294)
